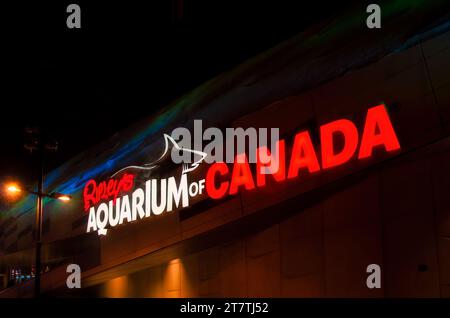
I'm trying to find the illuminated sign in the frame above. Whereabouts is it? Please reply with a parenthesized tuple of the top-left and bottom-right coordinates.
(83, 173, 135, 211)
(205, 104, 400, 199)
(85, 135, 207, 235)
(84, 104, 400, 235)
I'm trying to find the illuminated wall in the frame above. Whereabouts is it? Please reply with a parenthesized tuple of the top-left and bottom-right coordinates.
(89, 139, 450, 298)
(1, 0, 450, 298)
(82, 23, 450, 298)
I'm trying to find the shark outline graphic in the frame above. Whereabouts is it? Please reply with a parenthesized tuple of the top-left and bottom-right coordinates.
(110, 134, 207, 178)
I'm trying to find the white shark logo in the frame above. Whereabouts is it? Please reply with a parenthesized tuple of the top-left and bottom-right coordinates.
(111, 134, 207, 177)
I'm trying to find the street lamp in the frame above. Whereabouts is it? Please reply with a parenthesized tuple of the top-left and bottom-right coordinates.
(5, 184, 72, 202)
(4, 182, 71, 296)
(4, 125, 71, 297)
(5, 184, 22, 194)
(55, 194, 71, 201)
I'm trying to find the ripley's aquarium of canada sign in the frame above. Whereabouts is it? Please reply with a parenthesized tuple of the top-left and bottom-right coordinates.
(83, 105, 401, 235)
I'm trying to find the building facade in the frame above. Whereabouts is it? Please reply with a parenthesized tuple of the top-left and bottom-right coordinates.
(1, 1, 450, 297)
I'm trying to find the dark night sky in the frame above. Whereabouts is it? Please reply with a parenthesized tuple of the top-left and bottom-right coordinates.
(1, 0, 359, 190)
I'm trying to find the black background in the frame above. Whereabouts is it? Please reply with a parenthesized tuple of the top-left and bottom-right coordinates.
(0, 298, 448, 316)
(1, 1, 360, 190)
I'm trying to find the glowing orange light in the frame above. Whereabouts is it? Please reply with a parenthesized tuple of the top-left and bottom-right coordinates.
(6, 184, 22, 194)
(57, 195, 71, 202)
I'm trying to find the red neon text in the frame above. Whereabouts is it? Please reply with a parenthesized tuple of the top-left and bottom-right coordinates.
(83, 173, 135, 211)
(205, 105, 400, 199)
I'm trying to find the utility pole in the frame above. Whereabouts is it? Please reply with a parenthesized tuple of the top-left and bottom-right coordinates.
(34, 150, 44, 297)
(24, 127, 58, 297)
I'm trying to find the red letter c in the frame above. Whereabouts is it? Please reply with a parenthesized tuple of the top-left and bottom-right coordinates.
(206, 163, 229, 199)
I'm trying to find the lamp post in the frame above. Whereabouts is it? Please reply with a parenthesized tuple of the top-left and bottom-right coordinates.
(5, 127, 71, 297)
(34, 159, 71, 298)
(5, 182, 71, 297)
(35, 148, 44, 298)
